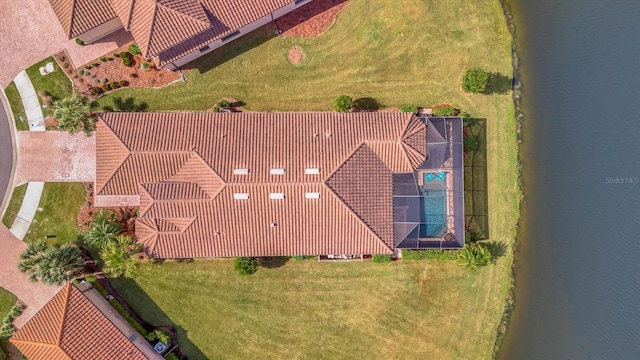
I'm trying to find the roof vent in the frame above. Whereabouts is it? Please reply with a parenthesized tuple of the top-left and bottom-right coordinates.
(305, 192, 320, 199)
(270, 222, 278, 227)
(305, 167, 320, 175)
(233, 193, 249, 200)
(233, 168, 249, 175)
(326, 132, 332, 138)
(269, 192, 285, 200)
(270, 168, 285, 175)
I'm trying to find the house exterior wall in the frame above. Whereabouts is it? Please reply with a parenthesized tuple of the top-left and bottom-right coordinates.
(165, 0, 313, 70)
(78, 17, 123, 44)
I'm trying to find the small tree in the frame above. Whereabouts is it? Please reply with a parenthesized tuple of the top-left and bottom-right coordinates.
(146, 329, 171, 344)
(100, 235, 142, 278)
(19, 242, 84, 285)
(82, 210, 122, 249)
(462, 68, 489, 93)
(53, 94, 95, 136)
(457, 244, 492, 272)
(233, 257, 259, 275)
(334, 95, 353, 112)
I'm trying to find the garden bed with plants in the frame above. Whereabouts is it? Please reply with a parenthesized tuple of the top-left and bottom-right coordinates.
(55, 43, 180, 100)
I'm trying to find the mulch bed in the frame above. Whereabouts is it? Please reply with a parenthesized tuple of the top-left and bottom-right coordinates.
(55, 42, 180, 100)
(76, 182, 138, 235)
(276, 0, 349, 38)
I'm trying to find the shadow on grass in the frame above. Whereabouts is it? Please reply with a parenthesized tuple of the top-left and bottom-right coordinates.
(181, 25, 278, 75)
(484, 241, 508, 262)
(260, 257, 290, 268)
(353, 97, 383, 111)
(99, 97, 149, 112)
(109, 277, 208, 360)
(484, 72, 512, 95)
(464, 118, 489, 240)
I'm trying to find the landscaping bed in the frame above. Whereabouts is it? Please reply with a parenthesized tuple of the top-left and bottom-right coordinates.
(276, 0, 349, 38)
(76, 182, 138, 236)
(56, 43, 180, 100)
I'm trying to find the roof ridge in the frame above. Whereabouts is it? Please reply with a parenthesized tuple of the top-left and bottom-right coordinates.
(401, 142, 424, 168)
(55, 284, 72, 348)
(402, 115, 425, 139)
(67, 0, 79, 38)
(95, 119, 131, 195)
(156, 0, 209, 26)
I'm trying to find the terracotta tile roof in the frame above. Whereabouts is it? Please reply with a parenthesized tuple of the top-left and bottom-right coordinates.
(109, 0, 135, 30)
(10, 284, 147, 360)
(48, 0, 118, 38)
(96, 112, 427, 258)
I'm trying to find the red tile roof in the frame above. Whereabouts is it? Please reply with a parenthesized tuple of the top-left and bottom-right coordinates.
(48, 0, 118, 38)
(95, 112, 427, 258)
(10, 284, 147, 360)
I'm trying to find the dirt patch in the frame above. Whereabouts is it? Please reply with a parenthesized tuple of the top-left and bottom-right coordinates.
(55, 42, 180, 100)
(77, 182, 138, 236)
(288, 46, 305, 65)
(276, 0, 349, 38)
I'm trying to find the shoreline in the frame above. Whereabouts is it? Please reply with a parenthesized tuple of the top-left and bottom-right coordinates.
(492, 0, 524, 357)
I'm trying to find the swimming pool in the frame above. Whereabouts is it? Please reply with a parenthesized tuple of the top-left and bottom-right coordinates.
(419, 190, 447, 238)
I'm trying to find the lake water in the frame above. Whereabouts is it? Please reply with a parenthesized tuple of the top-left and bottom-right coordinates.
(498, 0, 640, 359)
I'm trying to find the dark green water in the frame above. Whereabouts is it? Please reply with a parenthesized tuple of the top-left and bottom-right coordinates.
(498, 1, 640, 359)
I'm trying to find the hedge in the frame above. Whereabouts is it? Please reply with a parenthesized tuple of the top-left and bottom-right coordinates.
(402, 249, 458, 261)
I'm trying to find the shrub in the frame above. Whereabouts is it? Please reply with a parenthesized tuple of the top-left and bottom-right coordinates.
(112, 81, 121, 89)
(103, 83, 112, 91)
(108, 298, 148, 335)
(213, 106, 220, 113)
(218, 99, 231, 108)
(432, 105, 456, 116)
(334, 95, 353, 112)
(102, 78, 108, 83)
(78, 69, 85, 75)
(100, 57, 107, 62)
(233, 257, 258, 275)
(86, 65, 92, 70)
(165, 353, 179, 360)
(372, 254, 391, 264)
(75, 38, 85, 46)
(462, 68, 489, 93)
(130, 73, 138, 78)
(92, 62, 99, 67)
(91, 87, 103, 96)
(128, 43, 141, 55)
(402, 249, 458, 261)
(463, 135, 480, 152)
(121, 52, 132, 66)
(140, 62, 150, 70)
(146, 329, 171, 344)
(292, 255, 304, 262)
(119, 80, 129, 87)
(63, 63, 69, 69)
(400, 104, 418, 113)
(457, 244, 492, 272)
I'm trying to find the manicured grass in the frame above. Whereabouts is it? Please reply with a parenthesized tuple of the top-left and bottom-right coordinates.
(24, 183, 84, 246)
(0, 288, 16, 320)
(1, 185, 27, 228)
(25, 57, 72, 116)
(4, 83, 28, 131)
(100, 0, 518, 358)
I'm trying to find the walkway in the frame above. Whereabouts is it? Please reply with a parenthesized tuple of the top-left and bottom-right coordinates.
(13, 71, 45, 131)
(0, 225, 61, 328)
(0, 0, 132, 87)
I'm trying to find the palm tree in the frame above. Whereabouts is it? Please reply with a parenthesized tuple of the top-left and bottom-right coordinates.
(100, 235, 142, 278)
(457, 244, 492, 272)
(53, 93, 95, 136)
(19, 242, 85, 285)
(82, 210, 122, 249)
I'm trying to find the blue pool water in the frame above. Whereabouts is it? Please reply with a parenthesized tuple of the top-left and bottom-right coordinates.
(419, 190, 446, 237)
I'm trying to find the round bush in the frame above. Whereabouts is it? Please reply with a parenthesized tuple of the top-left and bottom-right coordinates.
(462, 68, 489, 93)
(334, 95, 353, 112)
(234, 257, 258, 275)
(128, 43, 141, 55)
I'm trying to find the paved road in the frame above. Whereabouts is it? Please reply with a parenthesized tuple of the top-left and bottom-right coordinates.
(0, 97, 13, 212)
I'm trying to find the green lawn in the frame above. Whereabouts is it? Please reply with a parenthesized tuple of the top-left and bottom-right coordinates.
(101, 0, 519, 358)
(4, 83, 28, 131)
(0, 288, 16, 320)
(1, 184, 27, 228)
(25, 57, 72, 116)
(24, 183, 85, 245)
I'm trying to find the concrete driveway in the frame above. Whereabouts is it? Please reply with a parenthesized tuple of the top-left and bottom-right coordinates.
(0, 0, 132, 87)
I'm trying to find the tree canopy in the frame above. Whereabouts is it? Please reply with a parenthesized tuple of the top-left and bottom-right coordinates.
(53, 93, 95, 136)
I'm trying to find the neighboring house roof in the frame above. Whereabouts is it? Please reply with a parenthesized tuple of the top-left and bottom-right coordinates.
(10, 284, 147, 360)
(48, 0, 118, 38)
(95, 112, 428, 258)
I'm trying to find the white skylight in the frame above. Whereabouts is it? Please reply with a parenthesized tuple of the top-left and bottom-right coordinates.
(305, 192, 320, 199)
(269, 192, 285, 199)
(270, 168, 285, 175)
(233, 193, 249, 200)
(233, 168, 249, 175)
(305, 167, 320, 175)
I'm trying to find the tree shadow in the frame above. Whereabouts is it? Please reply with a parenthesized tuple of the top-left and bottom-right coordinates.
(108, 277, 208, 360)
(484, 241, 508, 262)
(353, 97, 383, 111)
(100, 97, 149, 112)
(180, 25, 278, 74)
(464, 118, 489, 240)
(260, 257, 290, 269)
(484, 72, 513, 95)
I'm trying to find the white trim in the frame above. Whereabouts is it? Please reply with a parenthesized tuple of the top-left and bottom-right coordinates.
(233, 193, 249, 200)
(269, 192, 285, 199)
(304, 192, 320, 199)
(304, 167, 320, 175)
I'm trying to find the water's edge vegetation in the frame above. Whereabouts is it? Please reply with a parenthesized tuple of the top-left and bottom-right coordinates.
(493, 1, 523, 357)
